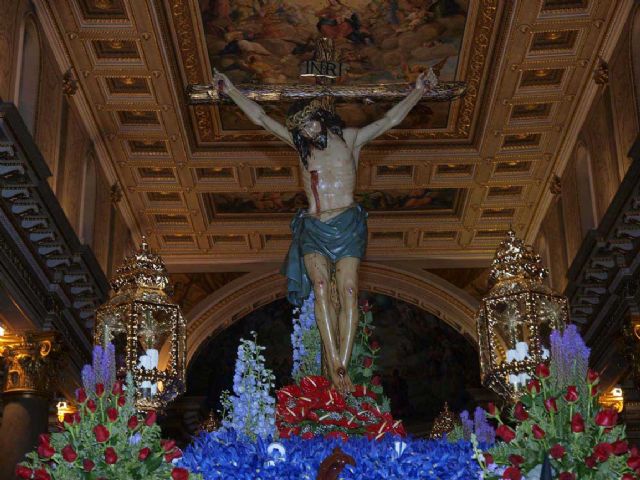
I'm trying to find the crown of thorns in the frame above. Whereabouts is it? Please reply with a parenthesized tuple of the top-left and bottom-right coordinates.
(285, 97, 335, 130)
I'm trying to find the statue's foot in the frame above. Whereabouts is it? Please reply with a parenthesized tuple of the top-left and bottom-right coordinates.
(333, 367, 355, 394)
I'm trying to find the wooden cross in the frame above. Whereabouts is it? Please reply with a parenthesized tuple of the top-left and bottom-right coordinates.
(187, 38, 466, 105)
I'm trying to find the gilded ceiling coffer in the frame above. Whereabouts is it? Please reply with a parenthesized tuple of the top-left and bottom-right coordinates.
(0, 331, 60, 396)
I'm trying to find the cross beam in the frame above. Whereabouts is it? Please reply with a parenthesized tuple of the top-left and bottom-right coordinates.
(187, 80, 466, 105)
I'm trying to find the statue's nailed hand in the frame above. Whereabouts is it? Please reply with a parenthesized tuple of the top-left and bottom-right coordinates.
(415, 68, 438, 91)
(213, 68, 234, 92)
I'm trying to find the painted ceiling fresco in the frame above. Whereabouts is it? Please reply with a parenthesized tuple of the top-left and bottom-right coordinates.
(199, 0, 468, 130)
(203, 187, 462, 218)
(186, 293, 481, 434)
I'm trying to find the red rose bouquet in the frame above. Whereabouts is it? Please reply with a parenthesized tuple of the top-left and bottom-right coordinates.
(16, 345, 198, 480)
(477, 326, 638, 479)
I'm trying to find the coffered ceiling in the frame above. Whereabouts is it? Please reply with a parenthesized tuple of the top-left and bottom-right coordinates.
(38, 0, 631, 269)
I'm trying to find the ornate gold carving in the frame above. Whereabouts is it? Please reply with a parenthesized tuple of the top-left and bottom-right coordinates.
(0, 331, 60, 396)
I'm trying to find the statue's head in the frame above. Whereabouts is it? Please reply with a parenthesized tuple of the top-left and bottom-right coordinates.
(286, 98, 344, 169)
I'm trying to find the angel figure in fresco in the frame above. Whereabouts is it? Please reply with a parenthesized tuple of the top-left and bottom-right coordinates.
(213, 68, 433, 393)
(315, 0, 372, 45)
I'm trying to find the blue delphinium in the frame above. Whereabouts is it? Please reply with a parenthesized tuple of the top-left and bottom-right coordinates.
(220, 332, 276, 442)
(457, 408, 495, 447)
(291, 292, 321, 381)
(473, 407, 495, 446)
(81, 343, 116, 394)
(179, 430, 481, 480)
(549, 324, 590, 391)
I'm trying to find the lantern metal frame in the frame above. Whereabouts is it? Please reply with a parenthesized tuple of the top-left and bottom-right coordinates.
(477, 231, 569, 402)
(95, 239, 186, 411)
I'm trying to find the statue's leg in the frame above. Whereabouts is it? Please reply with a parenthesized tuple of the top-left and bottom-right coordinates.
(303, 252, 342, 389)
(335, 256, 360, 393)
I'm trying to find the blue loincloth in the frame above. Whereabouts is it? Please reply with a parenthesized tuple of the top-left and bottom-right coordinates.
(281, 204, 368, 306)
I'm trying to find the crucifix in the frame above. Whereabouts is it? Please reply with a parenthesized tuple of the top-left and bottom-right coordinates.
(187, 39, 466, 393)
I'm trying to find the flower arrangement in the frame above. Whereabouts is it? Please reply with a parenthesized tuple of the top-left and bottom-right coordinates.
(275, 375, 405, 440)
(291, 292, 321, 381)
(16, 344, 195, 480)
(219, 332, 277, 442)
(447, 406, 496, 446)
(477, 326, 639, 479)
(179, 428, 481, 479)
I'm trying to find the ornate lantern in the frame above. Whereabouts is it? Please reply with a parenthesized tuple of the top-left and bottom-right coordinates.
(477, 230, 568, 402)
(95, 239, 186, 411)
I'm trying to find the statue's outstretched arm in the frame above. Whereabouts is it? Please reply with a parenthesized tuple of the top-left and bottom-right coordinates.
(213, 69, 293, 146)
(353, 71, 430, 148)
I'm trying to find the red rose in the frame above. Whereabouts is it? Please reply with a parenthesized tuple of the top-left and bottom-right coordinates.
(371, 375, 382, 386)
(496, 424, 516, 443)
(370, 340, 380, 351)
(627, 454, 640, 470)
(33, 469, 51, 480)
(558, 473, 575, 480)
(588, 369, 600, 384)
(86, 399, 97, 413)
(76, 388, 87, 403)
(62, 445, 77, 462)
(83, 459, 95, 472)
(104, 446, 118, 464)
(595, 408, 618, 428)
(535, 363, 550, 378)
(514, 402, 528, 421)
(550, 444, 565, 459)
(564, 386, 579, 403)
(585, 455, 597, 469)
(591, 385, 599, 397)
(594, 442, 614, 462)
(509, 454, 524, 466)
(171, 467, 190, 480)
(138, 447, 151, 461)
(112, 380, 123, 395)
(484, 453, 494, 465)
(128, 415, 139, 429)
(571, 412, 585, 433)
(502, 466, 522, 480)
(165, 449, 183, 462)
(613, 440, 629, 455)
(363, 357, 373, 368)
(486, 403, 497, 416)
(37, 443, 55, 458)
(15, 466, 33, 479)
(38, 434, 50, 446)
(301, 431, 314, 440)
(360, 301, 372, 313)
(532, 424, 545, 439)
(527, 379, 541, 394)
(63, 412, 76, 425)
(107, 407, 118, 422)
(118, 395, 126, 407)
(145, 410, 157, 426)
(93, 424, 110, 443)
(544, 397, 558, 413)
(95, 383, 105, 397)
(622, 474, 635, 480)
(162, 439, 177, 451)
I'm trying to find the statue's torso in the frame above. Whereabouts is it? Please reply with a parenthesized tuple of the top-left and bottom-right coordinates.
(301, 130, 358, 221)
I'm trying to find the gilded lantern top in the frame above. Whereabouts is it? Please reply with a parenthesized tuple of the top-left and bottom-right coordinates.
(488, 230, 547, 288)
(111, 238, 169, 295)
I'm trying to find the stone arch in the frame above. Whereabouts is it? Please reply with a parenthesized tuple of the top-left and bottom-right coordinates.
(185, 262, 480, 364)
(16, 14, 41, 134)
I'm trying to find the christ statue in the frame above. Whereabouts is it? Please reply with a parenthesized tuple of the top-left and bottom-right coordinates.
(214, 69, 430, 393)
